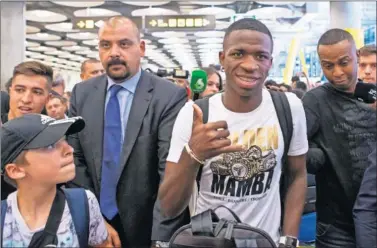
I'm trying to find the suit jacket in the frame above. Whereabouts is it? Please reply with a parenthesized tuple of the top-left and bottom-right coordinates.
(67, 71, 189, 247)
(353, 149, 376, 248)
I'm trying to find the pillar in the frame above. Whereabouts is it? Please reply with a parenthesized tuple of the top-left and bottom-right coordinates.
(1, 1, 26, 90)
(330, 1, 364, 49)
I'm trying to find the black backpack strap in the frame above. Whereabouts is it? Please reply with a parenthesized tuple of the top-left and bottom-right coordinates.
(1, 200, 7, 245)
(64, 188, 89, 248)
(269, 90, 293, 227)
(193, 97, 210, 190)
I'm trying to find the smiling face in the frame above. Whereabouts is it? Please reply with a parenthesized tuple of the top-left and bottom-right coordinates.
(8, 74, 50, 119)
(219, 30, 273, 97)
(318, 39, 358, 92)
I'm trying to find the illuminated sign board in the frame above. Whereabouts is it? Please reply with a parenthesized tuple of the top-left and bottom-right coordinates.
(72, 17, 142, 31)
(145, 15, 216, 30)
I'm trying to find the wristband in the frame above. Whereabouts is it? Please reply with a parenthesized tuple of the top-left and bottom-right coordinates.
(185, 143, 205, 165)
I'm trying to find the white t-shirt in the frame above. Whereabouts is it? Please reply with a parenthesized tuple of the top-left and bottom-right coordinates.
(2, 190, 108, 248)
(167, 89, 308, 243)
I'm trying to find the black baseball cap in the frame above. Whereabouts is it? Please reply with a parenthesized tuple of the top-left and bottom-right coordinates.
(1, 114, 85, 170)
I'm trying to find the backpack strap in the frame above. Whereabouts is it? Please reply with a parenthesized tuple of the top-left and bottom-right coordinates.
(1, 200, 7, 245)
(269, 90, 293, 227)
(269, 90, 293, 166)
(63, 188, 89, 248)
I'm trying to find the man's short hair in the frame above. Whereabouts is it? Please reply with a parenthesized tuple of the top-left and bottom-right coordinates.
(12, 61, 53, 89)
(295, 81, 308, 92)
(359, 44, 376, 57)
(81, 59, 101, 73)
(102, 16, 141, 41)
(291, 76, 300, 83)
(49, 94, 67, 105)
(224, 18, 273, 52)
(317, 28, 355, 51)
(265, 79, 277, 87)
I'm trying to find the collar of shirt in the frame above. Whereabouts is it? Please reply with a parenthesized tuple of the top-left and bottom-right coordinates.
(106, 68, 142, 94)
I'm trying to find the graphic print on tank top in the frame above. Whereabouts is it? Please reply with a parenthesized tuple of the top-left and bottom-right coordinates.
(209, 124, 279, 201)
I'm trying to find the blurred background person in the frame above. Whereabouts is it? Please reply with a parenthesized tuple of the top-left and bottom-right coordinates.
(46, 94, 67, 120)
(52, 73, 65, 96)
(199, 67, 223, 98)
(80, 59, 105, 81)
(358, 44, 376, 83)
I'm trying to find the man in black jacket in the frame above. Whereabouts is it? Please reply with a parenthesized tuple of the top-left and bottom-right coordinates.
(353, 149, 376, 248)
(302, 29, 376, 247)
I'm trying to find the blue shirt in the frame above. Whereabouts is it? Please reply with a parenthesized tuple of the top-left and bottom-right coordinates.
(105, 69, 141, 143)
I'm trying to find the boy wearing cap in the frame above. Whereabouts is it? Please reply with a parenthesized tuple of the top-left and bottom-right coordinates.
(1, 114, 109, 247)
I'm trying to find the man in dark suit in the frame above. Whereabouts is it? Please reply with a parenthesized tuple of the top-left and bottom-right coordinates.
(353, 149, 376, 248)
(67, 16, 189, 247)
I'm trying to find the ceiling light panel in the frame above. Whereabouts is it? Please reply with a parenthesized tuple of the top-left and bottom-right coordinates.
(82, 39, 99, 46)
(122, 1, 171, 6)
(45, 41, 78, 47)
(194, 31, 225, 38)
(246, 7, 303, 19)
(190, 7, 235, 19)
(151, 31, 187, 38)
(62, 46, 90, 52)
(44, 50, 70, 56)
(25, 41, 40, 47)
(190, 1, 235, 5)
(26, 10, 67, 23)
(66, 32, 97, 40)
(28, 46, 57, 52)
(132, 7, 178, 16)
(53, 1, 105, 7)
(75, 50, 96, 55)
(74, 8, 121, 17)
(26, 25, 40, 34)
(158, 38, 189, 44)
(26, 33, 61, 41)
(45, 23, 80, 33)
(196, 38, 223, 44)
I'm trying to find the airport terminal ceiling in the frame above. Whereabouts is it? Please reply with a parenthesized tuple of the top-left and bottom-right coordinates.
(24, 1, 376, 73)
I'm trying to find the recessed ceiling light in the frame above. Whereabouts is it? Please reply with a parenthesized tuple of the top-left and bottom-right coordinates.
(122, 1, 171, 6)
(45, 41, 78, 47)
(26, 33, 61, 41)
(189, 7, 235, 19)
(132, 7, 178, 16)
(26, 25, 41, 34)
(74, 8, 121, 17)
(26, 10, 67, 23)
(53, 1, 105, 7)
(45, 23, 80, 33)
